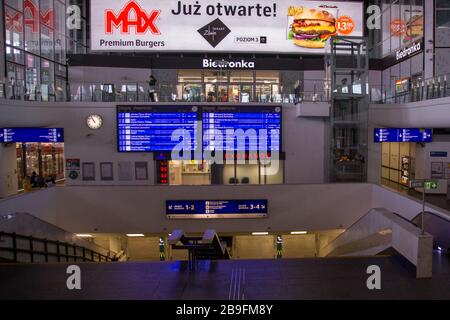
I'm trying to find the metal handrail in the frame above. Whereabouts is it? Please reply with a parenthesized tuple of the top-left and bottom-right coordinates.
(0, 231, 114, 263)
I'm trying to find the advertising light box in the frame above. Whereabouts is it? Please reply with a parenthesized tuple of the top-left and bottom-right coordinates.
(166, 200, 268, 219)
(374, 128, 432, 143)
(0, 128, 64, 143)
(90, 0, 363, 53)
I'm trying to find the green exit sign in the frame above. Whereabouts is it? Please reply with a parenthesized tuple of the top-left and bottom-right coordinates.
(425, 181, 438, 190)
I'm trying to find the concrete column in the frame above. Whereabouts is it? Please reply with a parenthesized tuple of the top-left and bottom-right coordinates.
(0, 1, 6, 80)
(0, 144, 19, 198)
(416, 234, 433, 279)
(423, 0, 434, 79)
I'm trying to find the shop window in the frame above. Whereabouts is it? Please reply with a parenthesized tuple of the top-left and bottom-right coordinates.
(5, 6, 24, 48)
(16, 142, 65, 190)
(255, 71, 279, 84)
(40, 24, 54, 60)
(178, 70, 202, 83)
(23, 0, 40, 55)
(230, 71, 254, 83)
(204, 70, 228, 83)
(40, 59, 54, 101)
(5, 45, 25, 64)
(5, 0, 23, 11)
(25, 53, 39, 100)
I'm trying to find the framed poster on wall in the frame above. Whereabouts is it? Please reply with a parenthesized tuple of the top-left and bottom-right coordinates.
(431, 162, 444, 179)
(135, 162, 149, 181)
(100, 162, 114, 181)
(82, 162, 96, 181)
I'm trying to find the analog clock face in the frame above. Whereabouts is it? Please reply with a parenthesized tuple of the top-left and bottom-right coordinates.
(87, 115, 103, 130)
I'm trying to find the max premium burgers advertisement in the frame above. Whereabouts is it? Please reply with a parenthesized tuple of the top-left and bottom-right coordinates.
(90, 0, 363, 53)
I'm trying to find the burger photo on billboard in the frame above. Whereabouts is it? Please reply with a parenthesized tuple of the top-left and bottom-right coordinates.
(405, 14, 423, 38)
(288, 7, 337, 49)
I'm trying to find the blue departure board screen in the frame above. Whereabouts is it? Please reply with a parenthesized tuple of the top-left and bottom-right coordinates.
(117, 106, 198, 152)
(202, 106, 281, 152)
(374, 128, 432, 143)
(166, 200, 268, 219)
(0, 128, 64, 143)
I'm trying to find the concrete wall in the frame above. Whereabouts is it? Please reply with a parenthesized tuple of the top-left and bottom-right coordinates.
(234, 235, 275, 259)
(0, 184, 374, 234)
(372, 184, 450, 221)
(0, 3, 5, 80)
(369, 97, 450, 129)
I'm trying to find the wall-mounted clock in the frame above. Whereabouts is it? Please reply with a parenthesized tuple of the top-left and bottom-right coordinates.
(86, 114, 103, 130)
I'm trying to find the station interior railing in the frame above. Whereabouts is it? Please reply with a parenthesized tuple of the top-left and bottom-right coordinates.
(0, 74, 448, 105)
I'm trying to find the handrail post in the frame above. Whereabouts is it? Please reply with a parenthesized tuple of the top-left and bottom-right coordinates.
(56, 240, 61, 263)
(29, 236, 34, 263)
(44, 239, 49, 263)
(65, 243, 69, 262)
(12, 232, 17, 263)
(82, 247, 86, 262)
(73, 245, 77, 262)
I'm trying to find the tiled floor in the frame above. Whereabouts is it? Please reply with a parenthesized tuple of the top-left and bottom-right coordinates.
(0, 253, 449, 300)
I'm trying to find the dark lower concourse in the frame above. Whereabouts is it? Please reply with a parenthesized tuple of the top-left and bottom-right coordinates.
(1, 253, 449, 300)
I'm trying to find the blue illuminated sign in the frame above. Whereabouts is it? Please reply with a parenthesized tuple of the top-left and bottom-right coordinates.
(166, 200, 268, 219)
(374, 128, 432, 143)
(117, 105, 282, 154)
(202, 106, 281, 152)
(0, 128, 64, 143)
(117, 106, 198, 152)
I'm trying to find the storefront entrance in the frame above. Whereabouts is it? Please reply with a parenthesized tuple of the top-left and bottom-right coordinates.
(177, 70, 281, 103)
(16, 143, 65, 189)
(165, 160, 284, 186)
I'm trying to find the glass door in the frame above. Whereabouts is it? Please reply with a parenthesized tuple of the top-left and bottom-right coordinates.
(240, 84, 253, 103)
(205, 83, 218, 102)
(229, 85, 240, 103)
(217, 85, 228, 102)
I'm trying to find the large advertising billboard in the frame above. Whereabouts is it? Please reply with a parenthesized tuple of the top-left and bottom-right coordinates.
(90, 0, 363, 53)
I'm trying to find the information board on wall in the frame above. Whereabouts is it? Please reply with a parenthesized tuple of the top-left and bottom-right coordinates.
(117, 105, 282, 154)
(166, 200, 268, 219)
(0, 128, 64, 143)
(117, 106, 198, 152)
(202, 106, 281, 152)
(374, 128, 432, 143)
(90, 0, 363, 53)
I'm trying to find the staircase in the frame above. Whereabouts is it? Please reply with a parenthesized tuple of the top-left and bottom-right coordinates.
(0, 212, 117, 263)
(320, 208, 433, 278)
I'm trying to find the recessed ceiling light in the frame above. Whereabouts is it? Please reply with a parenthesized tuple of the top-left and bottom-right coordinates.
(76, 234, 93, 238)
(291, 231, 308, 235)
(126, 234, 145, 237)
(252, 232, 269, 236)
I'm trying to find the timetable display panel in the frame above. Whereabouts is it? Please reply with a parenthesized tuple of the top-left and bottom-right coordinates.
(117, 106, 198, 152)
(202, 106, 281, 152)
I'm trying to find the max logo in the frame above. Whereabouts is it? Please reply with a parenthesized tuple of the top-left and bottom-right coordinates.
(105, 0, 161, 35)
(5, 0, 53, 33)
